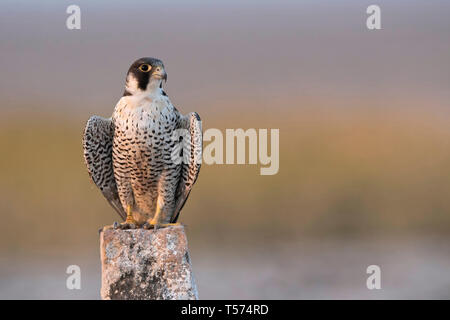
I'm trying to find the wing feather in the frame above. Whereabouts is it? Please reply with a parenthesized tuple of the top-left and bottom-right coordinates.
(83, 116, 126, 220)
(171, 112, 202, 223)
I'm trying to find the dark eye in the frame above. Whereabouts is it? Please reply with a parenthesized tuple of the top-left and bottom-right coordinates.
(139, 64, 151, 72)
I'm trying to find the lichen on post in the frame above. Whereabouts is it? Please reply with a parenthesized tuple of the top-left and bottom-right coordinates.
(100, 225, 198, 300)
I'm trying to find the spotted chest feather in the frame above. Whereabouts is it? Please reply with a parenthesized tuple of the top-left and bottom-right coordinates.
(111, 94, 181, 222)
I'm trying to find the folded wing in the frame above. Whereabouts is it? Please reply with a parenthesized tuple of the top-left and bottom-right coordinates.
(83, 116, 126, 220)
(171, 112, 202, 223)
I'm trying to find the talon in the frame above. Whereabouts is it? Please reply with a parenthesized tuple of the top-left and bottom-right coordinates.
(119, 223, 136, 230)
(125, 217, 138, 225)
(143, 222, 154, 230)
(122, 205, 138, 228)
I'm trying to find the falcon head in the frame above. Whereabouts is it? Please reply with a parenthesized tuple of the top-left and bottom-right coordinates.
(123, 57, 167, 96)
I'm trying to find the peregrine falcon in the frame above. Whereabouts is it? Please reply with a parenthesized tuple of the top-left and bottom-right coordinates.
(83, 57, 202, 229)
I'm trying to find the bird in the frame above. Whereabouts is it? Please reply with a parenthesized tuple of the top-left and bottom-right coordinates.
(83, 57, 202, 230)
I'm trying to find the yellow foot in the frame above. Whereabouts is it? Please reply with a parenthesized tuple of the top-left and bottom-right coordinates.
(142, 222, 155, 230)
(124, 216, 138, 225)
(120, 205, 139, 229)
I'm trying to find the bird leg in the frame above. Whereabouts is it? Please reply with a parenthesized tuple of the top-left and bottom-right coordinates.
(143, 200, 164, 230)
(120, 205, 138, 229)
(143, 203, 160, 230)
(142, 200, 181, 230)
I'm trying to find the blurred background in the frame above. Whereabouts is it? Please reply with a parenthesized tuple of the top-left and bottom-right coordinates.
(1, 0, 450, 299)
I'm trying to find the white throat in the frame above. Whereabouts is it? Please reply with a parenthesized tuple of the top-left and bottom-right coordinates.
(125, 74, 163, 99)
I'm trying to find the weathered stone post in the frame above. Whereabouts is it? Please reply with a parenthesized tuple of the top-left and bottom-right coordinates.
(100, 225, 198, 300)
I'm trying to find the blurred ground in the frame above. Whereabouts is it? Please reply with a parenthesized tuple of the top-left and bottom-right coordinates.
(1, 237, 449, 299)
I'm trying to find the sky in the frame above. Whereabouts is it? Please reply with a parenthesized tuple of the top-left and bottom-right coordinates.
(0, 0, 449, 118)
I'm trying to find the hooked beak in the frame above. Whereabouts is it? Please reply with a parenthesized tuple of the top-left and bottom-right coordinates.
(153, 66, 167, 82)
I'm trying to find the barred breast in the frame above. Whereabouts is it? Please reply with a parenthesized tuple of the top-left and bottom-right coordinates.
(111, 94, 181, 224)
